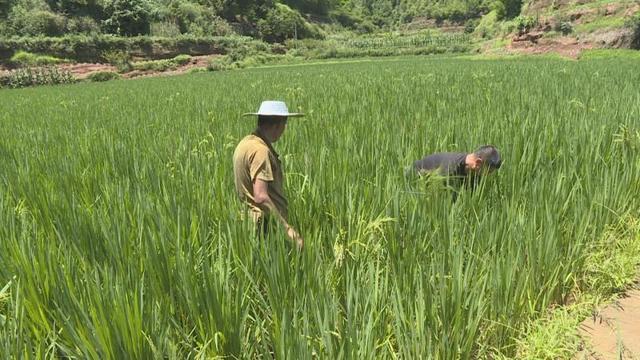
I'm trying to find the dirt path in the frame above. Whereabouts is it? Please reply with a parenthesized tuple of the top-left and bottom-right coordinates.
(578, 286, 640, 359)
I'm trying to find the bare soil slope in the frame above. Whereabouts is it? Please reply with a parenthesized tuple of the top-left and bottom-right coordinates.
(501, 0, 639, 57)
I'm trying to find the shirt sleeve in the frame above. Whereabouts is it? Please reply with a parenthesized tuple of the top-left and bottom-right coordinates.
(249, 147, 274, 182)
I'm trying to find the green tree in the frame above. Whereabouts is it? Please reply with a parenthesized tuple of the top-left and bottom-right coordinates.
(166, 0, 230, 35)
(221, 0, 273, 22)
(281, 0, 339, 15)
(0, 0, 16, 18)
(45, 0, 104, 18)
(7, 0, 68, 36)
(102, 0, 151, 35)
(257, 2, 322, 42)
(493, 0, 521, 19)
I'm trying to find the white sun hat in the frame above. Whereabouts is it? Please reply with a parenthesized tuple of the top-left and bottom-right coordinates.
(243, 100, 304, 117)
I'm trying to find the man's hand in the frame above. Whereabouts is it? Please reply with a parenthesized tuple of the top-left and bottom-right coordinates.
(287, 226, 304, 250)
(253, 179, 303, 250)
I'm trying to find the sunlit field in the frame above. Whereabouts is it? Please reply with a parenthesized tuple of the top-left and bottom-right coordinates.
(1, 56, 639, 358)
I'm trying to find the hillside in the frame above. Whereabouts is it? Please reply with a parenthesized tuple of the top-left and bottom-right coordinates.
(0, 0, 638, 78)
(479, 0, 640, 56)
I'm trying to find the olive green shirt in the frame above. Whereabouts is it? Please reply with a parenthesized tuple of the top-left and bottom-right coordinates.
(232, 132, 288, 222)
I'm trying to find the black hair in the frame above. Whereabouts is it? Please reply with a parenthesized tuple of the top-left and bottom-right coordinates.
(257, 115, 287, 128)
(473, 145, 502, 169)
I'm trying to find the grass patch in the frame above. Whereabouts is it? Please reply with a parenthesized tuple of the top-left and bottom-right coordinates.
(490, 38, 510, 50)
(579, 49, 640, 60)
(458, 52, 574, 61)
(569, 0, 636, 13)
(9, 51, 68, 68)
(527, 0, 633, 17)
(574, 16, 626, 33)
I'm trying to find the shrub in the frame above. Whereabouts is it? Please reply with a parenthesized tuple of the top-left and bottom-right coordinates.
(172, 54, 191, 65)
(206, 56, 232, 71)
(150, 21, 182, 37)
(102, 50, 132, 72)
(10, 9, 67, 36)
(329, 9, 363, 30)
(164, 0, 233, 37)
(464, 19, 479, 34)
(356, 20, 377, 35)
(558, 21, 573, 35)
(475, 10, 499, 38)
(172, 1, 202, 33)
(87, 71, 121, 82)
(9, 51, 37, 67)
(0, 35, 266, 64)
(625, 13, 640, 49)
(493, 0, 523, 20)
(271, 43, 287, 54)
(208, 16, 235, 36)
(514, 15, 537, 34)
(67, 16, 101, 35)
(187, 67, 207, 74)
(257, 3, 323, 43)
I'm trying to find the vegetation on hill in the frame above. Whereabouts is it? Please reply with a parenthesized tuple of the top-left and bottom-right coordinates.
(0, 0, 526, 41)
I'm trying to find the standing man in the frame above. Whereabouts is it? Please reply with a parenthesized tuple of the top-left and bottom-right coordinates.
(412, 145, 502, 195)
(233, 100, 304, 250)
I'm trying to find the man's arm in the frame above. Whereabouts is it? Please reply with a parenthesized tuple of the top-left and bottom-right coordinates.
(253, 178, 303, 249)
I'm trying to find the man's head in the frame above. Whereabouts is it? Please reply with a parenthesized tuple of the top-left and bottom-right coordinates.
(465, 145, 502, 173)
(257, 115, 288, 142)
(244, 100, 303, 143)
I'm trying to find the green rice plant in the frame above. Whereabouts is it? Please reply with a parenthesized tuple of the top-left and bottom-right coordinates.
(579, 49, 640, 60)
(0, 56, 639, 358)
(344, 33, 472, 49)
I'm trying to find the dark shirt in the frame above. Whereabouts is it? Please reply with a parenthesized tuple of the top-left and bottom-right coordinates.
(412, 152, 479, 201)
(413, 152, 468, 177)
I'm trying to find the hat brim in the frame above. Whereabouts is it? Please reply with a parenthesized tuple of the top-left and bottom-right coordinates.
(242, 112, 304, 117)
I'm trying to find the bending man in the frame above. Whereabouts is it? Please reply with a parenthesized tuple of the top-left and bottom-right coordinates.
(412, 145, 502, 196)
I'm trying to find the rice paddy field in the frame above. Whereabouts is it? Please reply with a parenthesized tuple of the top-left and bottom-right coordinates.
(1, 56, 639, 358)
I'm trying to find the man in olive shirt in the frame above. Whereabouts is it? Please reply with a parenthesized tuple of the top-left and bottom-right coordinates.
(233, 101, 303, 249)
(412, 145, 502, 195)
